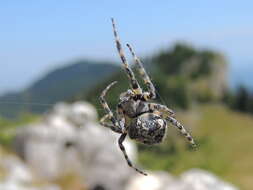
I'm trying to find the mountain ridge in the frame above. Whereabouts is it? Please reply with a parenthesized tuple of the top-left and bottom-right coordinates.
(0, 60, 120, 118)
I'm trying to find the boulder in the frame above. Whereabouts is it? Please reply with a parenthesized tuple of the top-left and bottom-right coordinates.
(0, 149, 60, 190)
(173, 169, 238, 190)
(12, 101, 238, 190)
(126, 171, 175, 190)
(13, 101, 137, 190)
(126, 169, 238, 190)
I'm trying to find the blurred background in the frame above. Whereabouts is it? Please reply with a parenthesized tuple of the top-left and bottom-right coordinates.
(0, 1, 253, 190)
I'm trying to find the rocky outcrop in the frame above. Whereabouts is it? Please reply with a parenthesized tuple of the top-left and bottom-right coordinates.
(13, 101, 137, 190)
(126, 169, 238, 190)
(0, 147, 60, 190)
(12, 101, 238, 190)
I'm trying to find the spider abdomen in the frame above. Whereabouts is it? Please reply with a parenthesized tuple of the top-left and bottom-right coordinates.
(128, 113, 167, 145)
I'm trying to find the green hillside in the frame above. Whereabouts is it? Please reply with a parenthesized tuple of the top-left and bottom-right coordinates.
(0, 60, 119, 118)
(138, 104, 253, 190)
(0, 43, 252, 189)
(80, 43, 227, 117)
(1, 104, 252, 189)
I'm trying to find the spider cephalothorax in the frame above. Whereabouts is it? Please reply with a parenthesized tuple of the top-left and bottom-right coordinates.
(99, 18, 197, 176)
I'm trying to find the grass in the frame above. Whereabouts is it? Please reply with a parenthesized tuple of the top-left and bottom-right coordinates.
(1, 104, 252, 189)
(52, 174, 87, 190)
(0, 113, 40, 147)
(138, 104, 253, 190)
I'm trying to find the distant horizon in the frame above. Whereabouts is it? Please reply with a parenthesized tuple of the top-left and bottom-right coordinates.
(0, 52, 252, 97)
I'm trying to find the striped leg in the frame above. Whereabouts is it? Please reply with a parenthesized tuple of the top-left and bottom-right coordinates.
(111, 18, 142, 95)
(166, 116, 197, 148)
(116, 103, 126, 131)
(127, 43, 156, 99)
(99, 81, 121, 130)
(148, 103, 175, 117)
(118, 133, 147, 176)
(100, 114, 122, 134)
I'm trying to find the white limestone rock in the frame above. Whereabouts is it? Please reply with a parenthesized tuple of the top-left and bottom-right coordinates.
(13, 101, 137, 190)
(0, 152, 60, 190)
(126, 169, 238, 190)
(173, 169, 239, 190)
(126, 171, 175, 190)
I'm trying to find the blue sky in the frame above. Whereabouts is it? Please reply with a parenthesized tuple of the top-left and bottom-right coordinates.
(1, 1, 253, 94)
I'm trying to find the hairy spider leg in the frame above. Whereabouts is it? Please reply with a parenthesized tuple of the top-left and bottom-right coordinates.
(100, 114, 122, 134)
(99, 81, 122, 132)
(118, 133, 148, 176)
(148, 103, 175, 117)
(147, 103, 195, 147)
(166, 116, 197, 148)
(126, 44, 156, 100)
(111, 18, 142, 95)
(116, 103, 126, 130)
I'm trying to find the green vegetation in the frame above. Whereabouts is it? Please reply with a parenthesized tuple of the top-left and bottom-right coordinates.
(2, 42, 251, 188)
(224, 86, 253, 115)
(53, 174, 87, 190)
(0, 43, 227, 118)
(154, 43, 220, 78)
(138, 104, 253, 190)
(0, 113, 39, 147)
(82, 43, 227, 116)
(80, 43, 253, 188)
(0, 61, 119, 118)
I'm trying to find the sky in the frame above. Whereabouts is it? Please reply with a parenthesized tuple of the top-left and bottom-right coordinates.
(1, 1, 253, 94)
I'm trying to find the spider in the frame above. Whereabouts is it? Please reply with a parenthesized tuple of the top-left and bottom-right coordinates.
(99, 18, 197, 176)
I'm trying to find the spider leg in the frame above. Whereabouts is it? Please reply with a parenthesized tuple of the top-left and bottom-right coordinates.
(111, 18, 142, 95)
(116, 103, 126, 131)
(127, 43, 156, 100)
(100, 114, 122, 134)
(148, 103, 175, 117)
(166, 116, 197, 148)
(118, 133, 147, 176)
(147, 103, 196, 148)
(99, 81, 121, 130)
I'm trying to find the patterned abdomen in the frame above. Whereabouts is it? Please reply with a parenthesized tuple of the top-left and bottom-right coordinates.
(128, 113, 167, 145)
